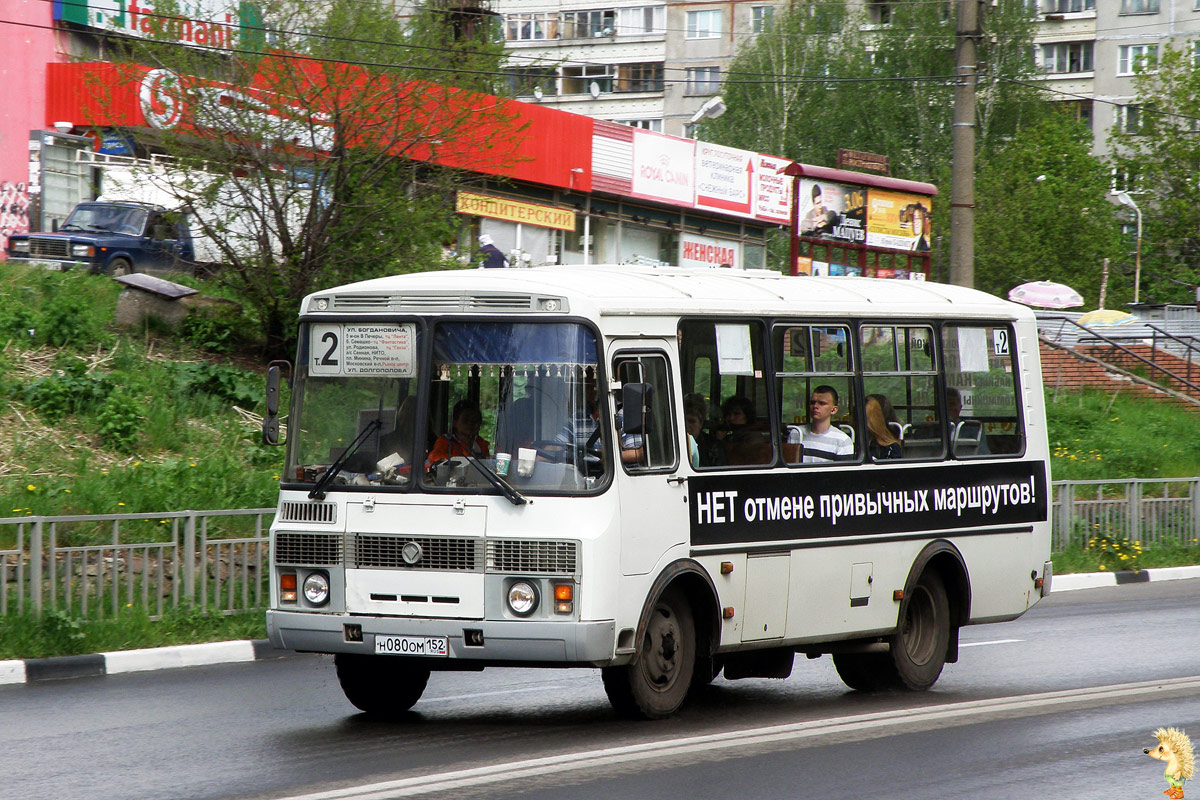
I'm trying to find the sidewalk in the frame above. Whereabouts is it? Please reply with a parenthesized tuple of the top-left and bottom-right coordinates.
(3, 565, 1199, 687)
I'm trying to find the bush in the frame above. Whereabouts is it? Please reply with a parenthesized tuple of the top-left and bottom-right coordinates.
(94, 387, 143, 452)
(22, 357, 112, 422)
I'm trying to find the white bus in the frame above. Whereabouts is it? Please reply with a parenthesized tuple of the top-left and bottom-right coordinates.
(263, 265, 1052, 719)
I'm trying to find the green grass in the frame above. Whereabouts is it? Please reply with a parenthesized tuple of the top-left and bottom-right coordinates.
(0, 605, 266, 660)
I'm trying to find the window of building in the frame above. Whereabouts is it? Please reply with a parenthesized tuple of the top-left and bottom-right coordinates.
(686, 66, 721, 95)
(562, 64, 614, 94)
(504, 67, 557, 96)
(868, 2, 892, 24)
(686, 9, 722, 38)
(562, 9, 616, 39)
(1120, 0, 1159, 12)
(506, 13, 558, 41)
(752, 5, 775, 33)
(1041, 41, 1094, 73)
(613, 119, 664, 132)
(616, 62, 664, 92)
(1118, 44, 1158, 75)
(616, 5, 665, 34)
(1115, 104, 1143, 134)
(1045, 0, 1094, 12)
(1058, 99, 1093, 131)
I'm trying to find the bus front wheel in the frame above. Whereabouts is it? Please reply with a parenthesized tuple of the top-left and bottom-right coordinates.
(334, 653, 430, 717)
(602, 588, 696, 719)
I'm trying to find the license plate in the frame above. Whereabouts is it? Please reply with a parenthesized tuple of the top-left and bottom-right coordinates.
(374, 635, 449, 657)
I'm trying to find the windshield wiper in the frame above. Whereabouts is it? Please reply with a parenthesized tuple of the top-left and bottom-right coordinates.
(308, 418, 382, 500)
(444, 437, 528, 506)
(59, 223, 84, 231)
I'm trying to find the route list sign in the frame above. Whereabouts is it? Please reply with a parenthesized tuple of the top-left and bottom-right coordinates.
(309, 323, 416, 377)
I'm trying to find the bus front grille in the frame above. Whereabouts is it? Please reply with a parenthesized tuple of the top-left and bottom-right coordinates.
(353, 535, 483, 571)
(487, 540, 578, 575)
(279, 501, 336, 524)
(275, 532, 342, 566)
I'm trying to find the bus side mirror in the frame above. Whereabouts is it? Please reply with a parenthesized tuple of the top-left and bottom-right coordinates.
(621, 382, 653, 434)
(262, 362, 286, 446)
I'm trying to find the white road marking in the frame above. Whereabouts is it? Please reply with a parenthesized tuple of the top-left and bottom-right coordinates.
(959, 638, 1024, 648)
(420, 684, 572, 704)
(273, 675, 1200, 800)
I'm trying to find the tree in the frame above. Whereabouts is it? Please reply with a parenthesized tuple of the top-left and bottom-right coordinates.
(704, 0, 1091, 293)
(976, 111, 1122, 307)
(82, 0, 519, 354)
(1108, 43, 1200, 306)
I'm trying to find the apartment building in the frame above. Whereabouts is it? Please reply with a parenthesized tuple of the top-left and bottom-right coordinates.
(1033, 0, 1199, 157)
(491, 1, 783, 137)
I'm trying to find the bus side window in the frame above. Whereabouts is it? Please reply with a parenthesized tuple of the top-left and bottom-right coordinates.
(941, 324, 1024, 457)
(862, 324, 942, 461)
(679, 319, 771, 468)
(773, 323, 857, 466)
(614, 354, 676, 471)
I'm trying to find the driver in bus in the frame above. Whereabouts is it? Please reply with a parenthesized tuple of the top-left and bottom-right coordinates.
(425, 399, 490, 472)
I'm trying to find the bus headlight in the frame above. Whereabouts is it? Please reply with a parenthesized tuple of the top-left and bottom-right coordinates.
(506, 580, 538, 616)
(303, 571, 330, 606)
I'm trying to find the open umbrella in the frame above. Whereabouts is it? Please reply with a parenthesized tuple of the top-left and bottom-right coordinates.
(1078, 309, 1136, 328)
(1007, 281, 1084, 309)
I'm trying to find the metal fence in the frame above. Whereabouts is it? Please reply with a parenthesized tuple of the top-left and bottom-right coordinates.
(0, 509, 273, 619)
(0, 483, 1196, 619)
(1052, 478, 1200, 551)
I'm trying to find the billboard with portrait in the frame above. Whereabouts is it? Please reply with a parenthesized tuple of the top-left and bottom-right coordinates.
(866, 190, 932, 253)
(796, 179, 867, 245)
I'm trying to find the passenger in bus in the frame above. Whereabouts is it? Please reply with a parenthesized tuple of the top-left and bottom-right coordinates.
(800, 385, 854, 463)
(947, 387, 989, 455)
(684, 394, 724, 468)
(613, 404, 644, 465)
(866, 396, 902, 460)
(425, 399, 490, 471)
(718, 395, 770, 465)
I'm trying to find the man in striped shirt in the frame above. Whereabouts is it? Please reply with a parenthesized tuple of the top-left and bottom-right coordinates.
(801, 385, 853, 464)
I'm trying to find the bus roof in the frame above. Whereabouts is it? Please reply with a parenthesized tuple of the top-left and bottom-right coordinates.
(303, 265, 1030, 321)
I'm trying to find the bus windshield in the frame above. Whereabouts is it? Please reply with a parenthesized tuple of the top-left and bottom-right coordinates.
(285, 320, 604, 494)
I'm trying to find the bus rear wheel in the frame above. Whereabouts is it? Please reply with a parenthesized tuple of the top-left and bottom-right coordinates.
(334, 654, 430, 717)
(833, 571, 950, 692)
(602, 588, 695, 719)
(890, 570, 950, 690)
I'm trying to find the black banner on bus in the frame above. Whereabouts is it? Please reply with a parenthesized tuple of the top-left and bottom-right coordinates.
(688, 461, 1048, 546)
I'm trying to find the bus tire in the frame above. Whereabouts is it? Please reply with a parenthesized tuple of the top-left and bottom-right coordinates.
(889, 570, 950, 691)
(602, 588, 695, 719)
(334, 654, 430, 717)
(832, 651, 893, 692)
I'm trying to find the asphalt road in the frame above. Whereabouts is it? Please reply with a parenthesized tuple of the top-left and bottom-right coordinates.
(3, 579, 1197, 800)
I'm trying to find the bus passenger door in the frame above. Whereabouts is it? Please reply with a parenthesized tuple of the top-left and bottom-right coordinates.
(610, 347, 687, 576)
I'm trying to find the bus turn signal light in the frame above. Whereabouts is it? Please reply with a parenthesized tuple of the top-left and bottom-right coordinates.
(554, 583, 573, 614)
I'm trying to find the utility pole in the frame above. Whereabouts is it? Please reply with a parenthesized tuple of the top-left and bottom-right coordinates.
(950, 0, 980, 288)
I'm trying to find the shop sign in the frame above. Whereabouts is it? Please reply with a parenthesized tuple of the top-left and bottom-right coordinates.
(796, 179, 867, 245)
(695, 142, 752, 216)
(456, 192, 575, 231)
(54, 0, 261, 51)
(865, 190, 932, 253)
(631, 131, 695, 206)
(680, 233, 740, 269)
(753, 155, 792, 224)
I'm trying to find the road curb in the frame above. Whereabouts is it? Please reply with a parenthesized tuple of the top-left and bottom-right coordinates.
(2, 566, 1198, 686)
(0, 639, 292, 686)
(1050, 564, 1200, 592)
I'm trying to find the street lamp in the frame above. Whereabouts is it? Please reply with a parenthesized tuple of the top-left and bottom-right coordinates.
(1114, 191, 1142, 305)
